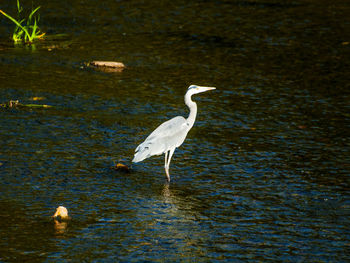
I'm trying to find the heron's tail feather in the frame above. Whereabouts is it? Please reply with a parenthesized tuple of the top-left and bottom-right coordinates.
(132, 143, 151, 162)
(132, 140, 163, 163)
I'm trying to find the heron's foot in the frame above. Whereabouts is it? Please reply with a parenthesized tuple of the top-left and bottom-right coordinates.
(165, 167, 171, 182)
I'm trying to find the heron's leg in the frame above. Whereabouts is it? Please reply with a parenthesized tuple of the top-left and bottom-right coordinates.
(165, 148, 175, 182)
(164, 151, 168, 169)
(164, 151, 170, 182)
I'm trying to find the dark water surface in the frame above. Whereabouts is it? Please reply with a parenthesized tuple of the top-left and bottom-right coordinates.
(1, 0, 349, 261)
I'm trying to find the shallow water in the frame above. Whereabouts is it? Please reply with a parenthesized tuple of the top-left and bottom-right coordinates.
(0, 0, 349, 261)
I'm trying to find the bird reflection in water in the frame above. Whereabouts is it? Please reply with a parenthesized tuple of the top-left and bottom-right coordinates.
(161, 183, 178, 209)
(162, 183, 171, 199)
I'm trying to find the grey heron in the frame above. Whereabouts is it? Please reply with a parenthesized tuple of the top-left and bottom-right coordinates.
(132, 85, 216, 182)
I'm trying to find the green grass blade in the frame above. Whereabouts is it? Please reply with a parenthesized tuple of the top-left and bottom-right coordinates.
(16, 0, 23, 14)
(1, 1, 44, 43)
(28, 6, 40, 22)
(0, 9, 31, 41)
(31, 19, 38, 39)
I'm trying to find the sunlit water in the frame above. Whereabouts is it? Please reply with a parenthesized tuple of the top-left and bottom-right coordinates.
(0, 0, 349, 261)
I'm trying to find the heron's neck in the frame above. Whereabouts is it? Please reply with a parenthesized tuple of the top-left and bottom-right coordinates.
(185, 93, 197, 130)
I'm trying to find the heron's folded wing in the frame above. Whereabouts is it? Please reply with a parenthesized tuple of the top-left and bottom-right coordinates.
(132, 116, 189, 162)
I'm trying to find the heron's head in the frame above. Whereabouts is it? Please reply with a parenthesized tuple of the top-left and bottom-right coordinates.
(187, 85, 216, 95)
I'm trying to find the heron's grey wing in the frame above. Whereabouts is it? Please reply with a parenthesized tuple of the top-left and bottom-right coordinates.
(132, 116, 190, 162)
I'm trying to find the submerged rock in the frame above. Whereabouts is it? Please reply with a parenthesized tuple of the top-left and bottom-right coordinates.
(112, 163, 130, 173)
(52, 206, 70, 221)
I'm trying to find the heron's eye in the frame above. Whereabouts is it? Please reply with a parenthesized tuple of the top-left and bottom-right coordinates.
(196, 87, 199, 90)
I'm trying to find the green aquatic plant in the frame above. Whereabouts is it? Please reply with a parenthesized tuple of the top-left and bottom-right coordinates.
(0, 0, 45, 43)
(0, 100, 52, 108)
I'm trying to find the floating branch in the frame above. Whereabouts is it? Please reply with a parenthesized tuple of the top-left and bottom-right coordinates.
(90, 61, 125, 68)
(88, 61, 126, 72)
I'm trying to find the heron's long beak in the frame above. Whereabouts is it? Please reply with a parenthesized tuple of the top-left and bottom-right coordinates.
(197, 86, 216, 92)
